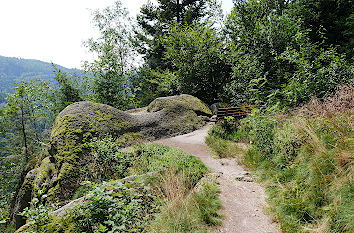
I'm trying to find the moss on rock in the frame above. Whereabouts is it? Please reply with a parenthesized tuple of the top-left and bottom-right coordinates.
(148, 94, 212, 116)
(12, 95, 211, 228)
(12, 169, 38, 229)
(46, 102, 138, 203)
(34, 157, 57, 194)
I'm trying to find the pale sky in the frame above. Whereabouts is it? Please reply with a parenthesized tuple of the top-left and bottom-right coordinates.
(0, 0, 234, 69)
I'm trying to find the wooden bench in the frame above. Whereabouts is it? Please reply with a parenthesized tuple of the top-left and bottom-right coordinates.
(216, 106, 253, 121)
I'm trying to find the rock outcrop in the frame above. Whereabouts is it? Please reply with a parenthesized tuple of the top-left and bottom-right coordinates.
(10, 94, 211, 228)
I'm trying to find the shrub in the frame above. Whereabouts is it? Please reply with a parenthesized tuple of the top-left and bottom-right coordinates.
(130, 144, 208, 189)
(48, 180, 161, 233)
(149, 171, 222, 232)
(238, 86, 354, 232)
(208, 117, 247, 142)
(86, 136, 135, 181)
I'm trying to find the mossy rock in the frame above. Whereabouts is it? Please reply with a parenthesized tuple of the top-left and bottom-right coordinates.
(11, 169, 37, 229)
(47, 102, 137, 203)
(46, 98, 210, 202)
(148, 94, 212, 116)
(12, 95, 211, 228)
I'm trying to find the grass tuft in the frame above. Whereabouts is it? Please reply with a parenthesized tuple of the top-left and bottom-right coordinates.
(149, 171, 222, 232)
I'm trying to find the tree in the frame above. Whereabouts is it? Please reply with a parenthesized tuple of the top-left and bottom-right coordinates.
(3, 79, 55, 161)
(135, 0, 207, 69)
(83, 0, 136, 110)
(224, 0, 301, 104)
(162, 23, 231, 104)
(292, 0, 354, 58)
(224, 0, 353, 106)
(52, 65, 83, 113)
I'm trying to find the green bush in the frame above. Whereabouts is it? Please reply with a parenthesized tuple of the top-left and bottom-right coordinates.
(208, 117, 247, 142)
(16, 143, 215, 232)
(224, 0, 353, 107)
(239, 95, 353, 232)
(206, 117, 248, 158)
(86, 136, 135, 181)
(47, 180, 161, 233)
(130, 144, 208, 188)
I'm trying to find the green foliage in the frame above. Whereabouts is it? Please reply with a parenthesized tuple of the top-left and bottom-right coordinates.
(277, 44, 353, 105)
(18, 181, 160, 233)
(86, 136, 135, 181)
(162, 24, 231, 104)
(133, 1, 226, 104)
(0, 223, 15, 233)
(132, 67, 179, 107)
(205, 117, 247, 158)
(0, 155, 25, 221)
(57, 181, 160, 233)
(135, 0, 208, 69)
(224, 0, 353, 107)
(206, 117, 248, 158)
(52, 65, 83, 113)
(20, 194, 56, 233)
(236, 87, 354, 232)
(83, 0, 136, 110)
(2, 79, 56, 159)
(130, 144, 208, 188)
(16, 143, 214, 232)
(224, 0, 298, 105)
(292, 0, 354, 58)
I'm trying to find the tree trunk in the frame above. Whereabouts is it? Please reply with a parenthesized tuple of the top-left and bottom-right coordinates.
(20, 105, 28, 163)
(176, 0, 181, 23)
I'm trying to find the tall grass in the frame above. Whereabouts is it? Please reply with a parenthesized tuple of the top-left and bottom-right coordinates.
(206, 118, 247, 158)
(149, 171, 222, 232)
(241, 85, 353, 232)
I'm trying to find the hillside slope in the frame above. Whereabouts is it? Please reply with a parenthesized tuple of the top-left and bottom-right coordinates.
(0, 55, 81, 92)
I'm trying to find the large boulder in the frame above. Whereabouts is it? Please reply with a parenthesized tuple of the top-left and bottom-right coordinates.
(148, 94, 212, 116)
(11, 95, 211, 227)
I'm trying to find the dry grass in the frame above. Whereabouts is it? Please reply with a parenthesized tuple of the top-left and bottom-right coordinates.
(297, 85, 354, 118)
(149, 170, 222, 232)
(237, 84, 353, 232)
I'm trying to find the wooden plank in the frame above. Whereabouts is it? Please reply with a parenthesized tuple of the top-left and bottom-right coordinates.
(216, 105, 255, 121)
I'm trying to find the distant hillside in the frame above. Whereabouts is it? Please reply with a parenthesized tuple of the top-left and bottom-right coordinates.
(0, 55, 81, 93)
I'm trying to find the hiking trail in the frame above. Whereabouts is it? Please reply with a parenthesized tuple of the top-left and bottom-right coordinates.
(155, 124, 280, 233)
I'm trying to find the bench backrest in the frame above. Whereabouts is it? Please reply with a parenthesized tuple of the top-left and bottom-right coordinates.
(216, 106, 252, 120)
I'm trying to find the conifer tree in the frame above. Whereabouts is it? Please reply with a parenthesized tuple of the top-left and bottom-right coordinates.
(135, 0, 207, 69)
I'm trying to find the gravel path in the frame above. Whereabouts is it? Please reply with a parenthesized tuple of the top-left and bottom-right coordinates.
(154, 124, 280, 233)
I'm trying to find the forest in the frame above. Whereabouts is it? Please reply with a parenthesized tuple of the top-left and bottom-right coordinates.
(0, 0, 353, 232)
(0, 56, 81, 94)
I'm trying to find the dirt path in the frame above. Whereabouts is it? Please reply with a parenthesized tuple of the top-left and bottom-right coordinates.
(155, 124, 280, 233)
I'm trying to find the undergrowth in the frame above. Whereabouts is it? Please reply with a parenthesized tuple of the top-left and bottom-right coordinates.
(0, 155, 25, 221)
(211, 85, 353, 232)
(149, 171, 222, 233)
(206, 116, 247, 158)
(15, 143, 222, 233)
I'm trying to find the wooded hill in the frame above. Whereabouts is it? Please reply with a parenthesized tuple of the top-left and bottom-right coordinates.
(0, 55, 81, 93)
